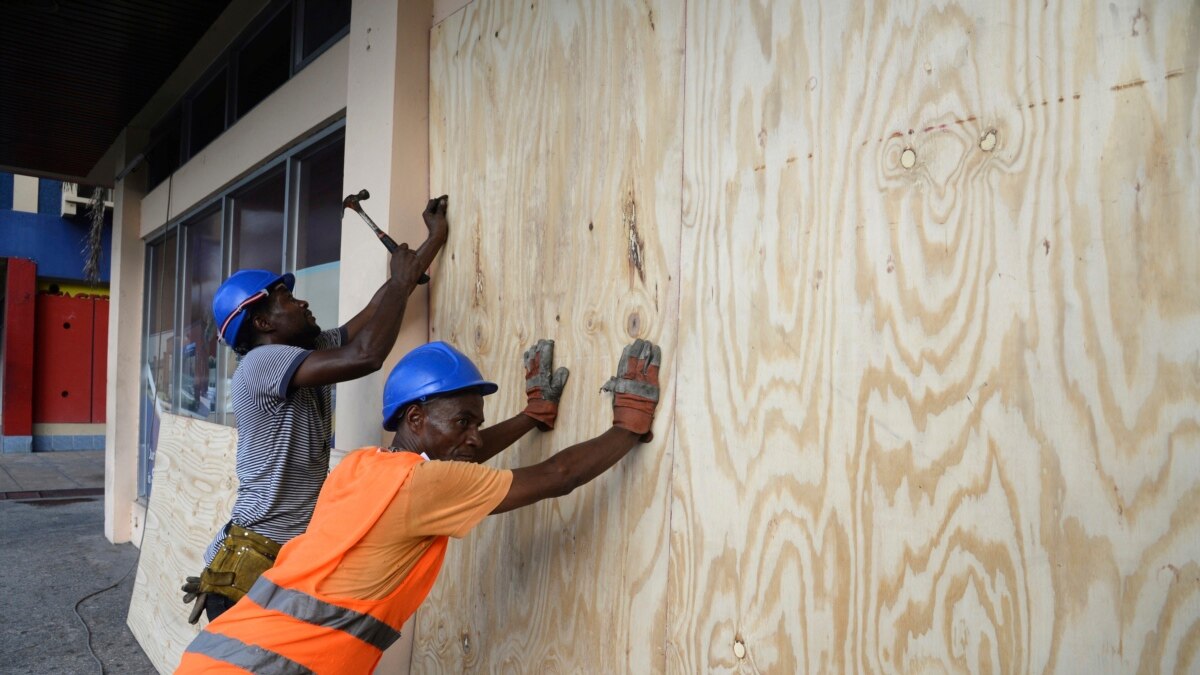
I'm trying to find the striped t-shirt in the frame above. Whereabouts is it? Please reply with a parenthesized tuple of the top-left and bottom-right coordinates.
(204, 326, 345, 565)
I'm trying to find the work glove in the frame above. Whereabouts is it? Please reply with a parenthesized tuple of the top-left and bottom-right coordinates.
(601, 339, 661, 442)
(522, 339, 569, 430)
(181, 575, 207, 625)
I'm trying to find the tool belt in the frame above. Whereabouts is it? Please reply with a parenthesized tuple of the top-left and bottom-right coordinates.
(199, 524, 283, 602)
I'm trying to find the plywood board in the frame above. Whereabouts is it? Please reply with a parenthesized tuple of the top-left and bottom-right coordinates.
(418, 0, 683, 671)
(127, 413, 238, 673)
(423, 0, 1199, 673)
(672, 0, 1200, 673)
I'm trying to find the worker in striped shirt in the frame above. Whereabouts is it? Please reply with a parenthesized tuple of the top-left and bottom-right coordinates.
(180, 195, 566, 624)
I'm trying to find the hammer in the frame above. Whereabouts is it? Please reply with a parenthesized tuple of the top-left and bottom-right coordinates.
(342, 189, 430, 284)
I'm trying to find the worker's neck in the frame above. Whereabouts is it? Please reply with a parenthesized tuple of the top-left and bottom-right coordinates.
(387, 431, 422, 455)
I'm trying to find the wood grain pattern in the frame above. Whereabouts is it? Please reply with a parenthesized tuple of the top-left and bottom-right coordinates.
(423, 0, 1200, 673)
(126, 413, 238, 673)
(672, 0, 1200, 673)
(417, 0, 683, 671)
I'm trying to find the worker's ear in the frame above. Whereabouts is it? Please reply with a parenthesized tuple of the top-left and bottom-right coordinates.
(401, 403, 426, 434)
(250, 291, 281, 335)
(250, 312, 274, 334)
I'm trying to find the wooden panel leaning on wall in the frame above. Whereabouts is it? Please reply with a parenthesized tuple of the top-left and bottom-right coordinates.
(127, 414, 238, 672)
(674, 0, 1200, 673)
(418, 0, 684, 671)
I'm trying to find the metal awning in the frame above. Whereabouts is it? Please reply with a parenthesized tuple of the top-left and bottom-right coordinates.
(0, 0, 233, 185)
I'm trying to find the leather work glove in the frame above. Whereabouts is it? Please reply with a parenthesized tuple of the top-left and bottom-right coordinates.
(181, 575, 207, 625)
(601, 339, 661, 442)
(522, 339, 569, 430)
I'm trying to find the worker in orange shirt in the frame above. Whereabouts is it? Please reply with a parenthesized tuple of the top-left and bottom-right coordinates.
(176, 337, 661, 674)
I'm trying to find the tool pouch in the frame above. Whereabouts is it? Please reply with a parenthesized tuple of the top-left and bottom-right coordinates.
(199, 524, 283, 602)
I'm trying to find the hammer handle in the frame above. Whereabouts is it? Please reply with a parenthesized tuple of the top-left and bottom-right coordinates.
(367, 221, 430, 284)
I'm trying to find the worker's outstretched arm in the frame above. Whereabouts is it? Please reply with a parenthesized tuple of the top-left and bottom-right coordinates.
(492, 339, 661, 514)
(292, 197, 450, 388)
(476, 339, 569, 462)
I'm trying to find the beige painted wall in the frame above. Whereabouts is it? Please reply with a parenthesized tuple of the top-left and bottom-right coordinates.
(419, 0, 1200, 672)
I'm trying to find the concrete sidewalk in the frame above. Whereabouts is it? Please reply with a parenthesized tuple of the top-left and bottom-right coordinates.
(0, 449, 106, 499)
(0, 451, 156, 674)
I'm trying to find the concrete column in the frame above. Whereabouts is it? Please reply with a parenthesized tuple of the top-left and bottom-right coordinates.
(337, 0, 433, 450)
(340, 0, 433, 671)
(105, 129, 149, 544)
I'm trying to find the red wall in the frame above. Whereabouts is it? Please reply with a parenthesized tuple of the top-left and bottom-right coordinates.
(2, 258, 36, 436)
(33, 294, 108, 424)
(92, 297, 109, 423)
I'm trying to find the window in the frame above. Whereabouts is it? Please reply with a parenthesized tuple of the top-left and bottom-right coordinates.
(237, 5, 293, 117)
(299, 0, 351, 61)
(178, 209, 223, 423)
(146, 110, 182, 191)
(293, 134, 344, 323)
(138, 124, 345, 497)
(232, 168, 286, 272)
(222, 167, 287, 423)
(139, 231, 178, 498)
(188, 68, 228, 156)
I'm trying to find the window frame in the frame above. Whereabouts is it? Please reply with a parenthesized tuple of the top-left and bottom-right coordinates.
(293, 0, 351, 71)
(229, 163, 290, 275)
(183, 63, 231, 159)
(137, 229, 181, 500)
(136, 120, 345, 499)
(231, 1, 296, 120)
(287, 129, 346, 271)
(175, 203, 226, 424)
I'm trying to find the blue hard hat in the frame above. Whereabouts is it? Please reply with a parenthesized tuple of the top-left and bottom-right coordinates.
(212, 269, 295, 346)
(382, 341, 498, 430)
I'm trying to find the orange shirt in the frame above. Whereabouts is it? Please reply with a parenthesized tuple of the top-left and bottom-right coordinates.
(318, 452, 513, 600)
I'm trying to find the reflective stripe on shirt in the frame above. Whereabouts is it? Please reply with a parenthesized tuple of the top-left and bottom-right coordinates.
(247, 577, 402, 650)
(186, 631, 315, 675)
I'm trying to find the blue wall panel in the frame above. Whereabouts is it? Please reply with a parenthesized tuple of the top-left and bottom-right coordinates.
(0, 173, 12, 210)
(0, 209, 113, 282)
(37, 178, 61, 215)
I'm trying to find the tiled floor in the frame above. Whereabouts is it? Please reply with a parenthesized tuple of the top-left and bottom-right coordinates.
(0, 450, 104, 498)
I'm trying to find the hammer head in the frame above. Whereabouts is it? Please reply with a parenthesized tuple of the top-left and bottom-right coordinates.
(342, 189, 370, 210)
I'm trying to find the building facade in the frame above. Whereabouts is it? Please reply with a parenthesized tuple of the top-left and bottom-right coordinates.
(97, 0, 438, 547)
(0, 172, 112, 453)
